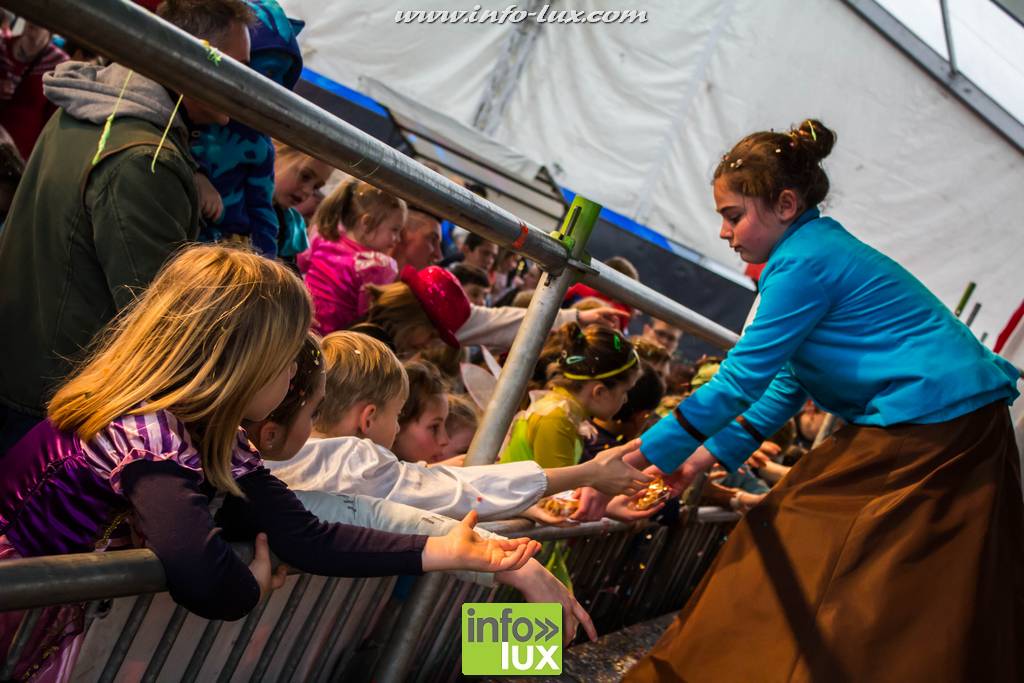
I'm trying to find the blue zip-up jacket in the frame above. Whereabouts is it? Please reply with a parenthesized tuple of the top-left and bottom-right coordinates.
(642, 209, 1020, 472)
(191, 0, 304, 257)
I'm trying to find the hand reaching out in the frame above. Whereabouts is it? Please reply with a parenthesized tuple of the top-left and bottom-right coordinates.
(604, 490, 667, 522)
(495, 558, 597, 646)
(520, 503, 572, 526)
(422, 510, 540, 573)
(587, 439, 653, 496)
(570, 486, 610, 522)
(577, 307, 630, 329)
(747, 441, 781, 469)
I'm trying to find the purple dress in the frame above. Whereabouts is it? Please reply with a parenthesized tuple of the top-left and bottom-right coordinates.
(0, 408, 429, 680)
(0, 410, 259, 558)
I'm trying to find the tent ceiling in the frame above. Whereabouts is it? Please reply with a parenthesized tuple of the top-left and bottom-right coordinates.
(281, 0, 1024, 342)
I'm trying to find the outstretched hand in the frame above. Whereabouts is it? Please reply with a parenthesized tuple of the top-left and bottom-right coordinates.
(422, 510, 540, 573)
(496, 558, 598, 645)
(578, 307, 630, 329)
(520, 503, 573, 526)
(588, 439, 653, 497)
(604, 489, 667, 522)
(570, 486, 610, 522)
(248, 532, 288, 601)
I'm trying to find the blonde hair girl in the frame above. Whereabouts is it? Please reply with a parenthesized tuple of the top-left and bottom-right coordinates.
(2, 245, 538, 670)
(50, 244, 310, 496)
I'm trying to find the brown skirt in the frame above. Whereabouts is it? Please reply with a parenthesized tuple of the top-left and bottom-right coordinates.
(625, 401, 1024, 683)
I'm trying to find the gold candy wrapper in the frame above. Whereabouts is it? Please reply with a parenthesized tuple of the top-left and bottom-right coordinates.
(629, 476, 670, 511)
(541, 493, 579, 518)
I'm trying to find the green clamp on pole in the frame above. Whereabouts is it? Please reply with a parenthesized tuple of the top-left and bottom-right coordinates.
(550, 195, 601, 263)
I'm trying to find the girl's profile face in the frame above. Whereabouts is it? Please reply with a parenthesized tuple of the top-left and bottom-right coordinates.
(275, 157, 333, 209)
(443, 423, 475, 458)
(244, 361, 297, 422)
(392, 394, 450, 464)
(400, 325, 441, 357)
(581, 370, 640, 421)
(359, 211, 405, 252)
(713, 178, 791, 264)
(269, 372, 326, 461)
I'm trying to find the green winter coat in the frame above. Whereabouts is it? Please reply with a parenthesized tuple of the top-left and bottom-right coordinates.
(0, 62, 198, 416)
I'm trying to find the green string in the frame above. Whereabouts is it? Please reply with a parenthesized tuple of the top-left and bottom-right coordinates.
(92, 70, 134, 166)
(150, 93, 184, 174)
(147, 39, 223, 173)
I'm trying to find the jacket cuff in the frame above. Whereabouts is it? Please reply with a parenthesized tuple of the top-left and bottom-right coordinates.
(639, 411, 699, 473)
(703, 421, 762, 473)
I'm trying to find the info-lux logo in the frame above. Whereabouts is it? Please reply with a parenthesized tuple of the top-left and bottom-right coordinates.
(461, 603, 562, 675)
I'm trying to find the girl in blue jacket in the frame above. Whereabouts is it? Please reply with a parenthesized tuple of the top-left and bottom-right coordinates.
(626, 119, 1022, 683)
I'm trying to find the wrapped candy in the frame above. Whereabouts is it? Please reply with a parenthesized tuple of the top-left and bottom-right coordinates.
(540, 490, 579, 518)
(629, 476, 671, 511)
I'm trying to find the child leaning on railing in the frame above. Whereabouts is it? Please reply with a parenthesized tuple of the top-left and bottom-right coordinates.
(0, 245, 538, 681)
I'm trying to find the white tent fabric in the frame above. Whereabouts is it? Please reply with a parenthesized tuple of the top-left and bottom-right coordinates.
(282, 0, 1023, 340)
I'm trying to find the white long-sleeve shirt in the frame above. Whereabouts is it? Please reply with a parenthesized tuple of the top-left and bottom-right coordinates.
(293, 490, 504, 586)
(457, 305, 577, 350)
(266, 437, 547, 520)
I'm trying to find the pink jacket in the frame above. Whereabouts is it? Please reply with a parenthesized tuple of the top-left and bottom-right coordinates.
(303, 233, 398, 334)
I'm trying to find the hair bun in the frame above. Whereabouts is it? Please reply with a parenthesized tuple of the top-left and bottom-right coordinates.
(795, 119, 836, 162)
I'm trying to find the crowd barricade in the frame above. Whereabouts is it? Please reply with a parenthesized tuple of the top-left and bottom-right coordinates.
(0, 508, 738, 682)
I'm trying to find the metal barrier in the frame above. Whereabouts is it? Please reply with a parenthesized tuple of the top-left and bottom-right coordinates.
(0, 509, 738, 681)
(0, 1, 751, 680)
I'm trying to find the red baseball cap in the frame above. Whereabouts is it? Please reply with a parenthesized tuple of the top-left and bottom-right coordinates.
(400, 265, 471, 348)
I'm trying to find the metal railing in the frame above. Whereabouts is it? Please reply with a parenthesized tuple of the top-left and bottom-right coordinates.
(0, 1, 749, 680)
(0, 509, 738, 682)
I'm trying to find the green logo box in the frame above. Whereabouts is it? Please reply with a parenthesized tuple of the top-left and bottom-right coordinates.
(461, 603, 562, 675)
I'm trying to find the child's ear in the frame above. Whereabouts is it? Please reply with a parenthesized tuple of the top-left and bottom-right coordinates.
(357, 403, 378, 435)
(357, 213, 375, 234)
(775, 189, 801, 222)
(589, 381, 609, 402)
(258, 421, 282, 452)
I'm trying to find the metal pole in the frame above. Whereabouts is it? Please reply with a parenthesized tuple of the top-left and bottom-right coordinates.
(374, 572, 449, 683)
(5, 0, 563, 271)
(141, 605, 188, 683)
(812, 413, 839, 449)
(939, 0, 958, 76)
(6, 0, 738, 352)
(381, 194, 608, 683)
(965, 302, 982, 328)
(99, 594, 154, 683)
(580, 262, 739, 348)
(0, 608, 42, 679)
(181, 620, 223, 683)
(465, 196, 603, 466)
(0, 548, 165, 611)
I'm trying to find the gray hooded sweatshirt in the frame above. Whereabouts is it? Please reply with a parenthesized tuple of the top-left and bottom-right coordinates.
(43, 61, 189, 133)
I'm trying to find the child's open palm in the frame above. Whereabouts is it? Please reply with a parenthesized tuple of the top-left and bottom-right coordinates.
(422, 510, 540, 573)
